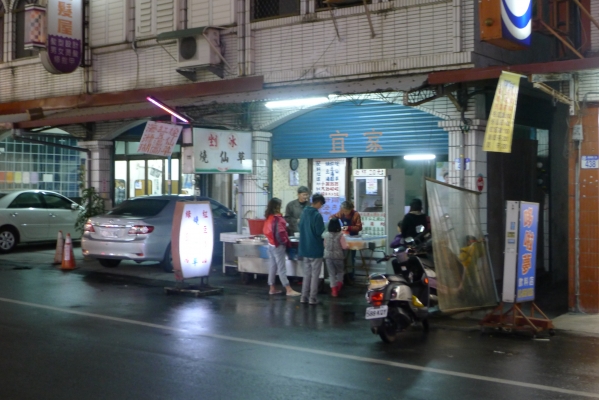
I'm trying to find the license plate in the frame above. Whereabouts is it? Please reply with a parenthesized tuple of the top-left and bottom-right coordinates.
(101, 230, 118, 238)
(365, 305, 388, 319)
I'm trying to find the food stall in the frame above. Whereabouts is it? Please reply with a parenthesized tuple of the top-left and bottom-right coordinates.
(220, 233, 324, 283)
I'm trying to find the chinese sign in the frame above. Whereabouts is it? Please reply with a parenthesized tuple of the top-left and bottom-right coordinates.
(483, 71, 524, 153)
(354, 169, 385, 177)
(361, 213, 386, 236)
(138, 122, 183, 157)
(313, 158, 346, 222)
(40, 0, 83, 74)
(516, 202, 539, 302)
(501, 201, 539, 303)
(193, 128, 253, 174)
(171, 201, 214, 280)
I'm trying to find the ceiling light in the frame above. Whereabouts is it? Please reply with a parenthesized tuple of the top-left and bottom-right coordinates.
(404, 154, 436, 161)
(146, 96, 190, 123)
(265, 97, 329, 109)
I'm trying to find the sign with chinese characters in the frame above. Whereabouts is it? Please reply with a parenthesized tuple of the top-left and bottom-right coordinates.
(366, 178, 378, 195)
(354, 169, 385, 177)
(171, 201, 214, 280)
(313, 158, 346, 222)
(137, 122, 183, 157)
(193, 128, 253, 174)
(501, 201, 539, 303)
(40, 0, 83, 74)
(483, 71, 524, 153)
(516, 202, 539, 302)
(361, 213, 386, 236)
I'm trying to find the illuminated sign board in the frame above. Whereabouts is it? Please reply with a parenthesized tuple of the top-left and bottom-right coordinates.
(138, 122, 183, 157)
(40, 0, 83, 74)
(480, 0, 531, 50)
(171, 201, 214, 280)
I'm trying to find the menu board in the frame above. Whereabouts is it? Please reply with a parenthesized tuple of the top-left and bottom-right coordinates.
(313, 158, 346, 222)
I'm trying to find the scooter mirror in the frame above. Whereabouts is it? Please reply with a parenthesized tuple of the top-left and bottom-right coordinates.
(404, 237, 415, 244)
(416, 225, 425, 233)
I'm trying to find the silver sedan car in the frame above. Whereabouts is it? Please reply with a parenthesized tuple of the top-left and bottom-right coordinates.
(81, 195, 237, 271)
(0, 190, 82, 253)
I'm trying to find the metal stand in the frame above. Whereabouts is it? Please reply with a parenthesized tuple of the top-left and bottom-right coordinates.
(164, 276, 224, 297)
(480, 301, 555, 337)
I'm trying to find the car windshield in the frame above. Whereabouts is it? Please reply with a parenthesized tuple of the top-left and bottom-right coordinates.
(108, 199, 169, 217)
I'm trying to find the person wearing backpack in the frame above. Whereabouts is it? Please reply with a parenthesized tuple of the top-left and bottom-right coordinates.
(323, 217, 349, 297)
(263, 198, 301, 296)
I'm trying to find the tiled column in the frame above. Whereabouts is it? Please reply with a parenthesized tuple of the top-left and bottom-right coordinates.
(77, 140, 114, 209)
(439, 119, 488, 234)
(569, 108, 599, 313)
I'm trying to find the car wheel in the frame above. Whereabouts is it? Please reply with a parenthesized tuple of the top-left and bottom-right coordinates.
(160, 243, 173, 272)
(98, 258, 121, 268)
(0, 227, 18, 253)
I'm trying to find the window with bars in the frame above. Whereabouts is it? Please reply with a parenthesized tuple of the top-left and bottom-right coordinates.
(0, 135, 83, 198)
(250, 0, 300, 21)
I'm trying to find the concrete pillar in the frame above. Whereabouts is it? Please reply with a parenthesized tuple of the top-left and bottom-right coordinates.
(439, 119, 488, 234)
(77, 140, 113, 210)
(240, 131, 272, 233)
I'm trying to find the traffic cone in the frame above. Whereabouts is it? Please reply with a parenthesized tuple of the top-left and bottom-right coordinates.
(53, 231, 64, 265)
(61, 233, 77, 270)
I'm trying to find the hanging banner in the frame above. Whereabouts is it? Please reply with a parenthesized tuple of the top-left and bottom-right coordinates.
(40, 0, 83, 74)
(482, 71, 524, 153)
(313, 158, 346, 222)
(137, 122, 183, 157)
(193, 128, 253, 174)
(171, 201, 214, 280)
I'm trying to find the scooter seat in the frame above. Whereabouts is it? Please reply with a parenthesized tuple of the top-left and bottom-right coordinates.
(387, 274, 407, 283)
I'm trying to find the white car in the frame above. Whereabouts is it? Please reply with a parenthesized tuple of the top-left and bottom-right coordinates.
(0, 190, 82, 253)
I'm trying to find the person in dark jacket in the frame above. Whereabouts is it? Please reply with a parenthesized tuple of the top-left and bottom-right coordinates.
(401, 198, 429, 239)
(285, 186, 311, 236)
(298, 194, 326, 305)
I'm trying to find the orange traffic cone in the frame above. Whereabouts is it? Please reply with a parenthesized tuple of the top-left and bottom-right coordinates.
(53, 231, 64, 265)
(61, 233, 77, 270)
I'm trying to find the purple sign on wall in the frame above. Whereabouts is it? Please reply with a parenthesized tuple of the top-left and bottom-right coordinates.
(40, 0, 83, 74)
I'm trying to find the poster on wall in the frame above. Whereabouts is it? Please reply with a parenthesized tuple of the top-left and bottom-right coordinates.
(138, 122, 183, 157)
(193, 128, 253, 174)
(313, 158, 346, 222)
(171, 201, 214, 281)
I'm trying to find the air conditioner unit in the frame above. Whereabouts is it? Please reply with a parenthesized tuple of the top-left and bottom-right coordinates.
(176, 28, 224, 80)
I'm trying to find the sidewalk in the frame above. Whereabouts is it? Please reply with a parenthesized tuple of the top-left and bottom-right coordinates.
(1, 244, 597, 337)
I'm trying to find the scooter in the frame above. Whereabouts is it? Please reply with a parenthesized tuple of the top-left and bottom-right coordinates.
(365, 228, 434, 343)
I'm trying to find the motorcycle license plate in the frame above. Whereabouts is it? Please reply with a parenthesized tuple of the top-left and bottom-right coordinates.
(365, 305, 388, 319)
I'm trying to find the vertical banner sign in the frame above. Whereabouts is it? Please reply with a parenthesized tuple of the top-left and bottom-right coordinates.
(482, 71, 524, 153)
(40, 0, 83, 74)
(313, 158, 346, 222)
(516, 202, 539, 302)
(171, 201, 214, 280)
(193, 128, 253, 173)
(137, 122, 183, 157)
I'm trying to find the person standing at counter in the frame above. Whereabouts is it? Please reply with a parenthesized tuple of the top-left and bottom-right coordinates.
(332, 201, 362, 236)
(298, 194, 326, 305)
(332, 200, 362, 284)
(263, 198, 301, 297)
(284, 186, 311, 236)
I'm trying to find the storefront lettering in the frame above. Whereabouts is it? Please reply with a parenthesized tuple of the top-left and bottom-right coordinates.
(364, 129, 383, 152)
(330, 131, 348, 153)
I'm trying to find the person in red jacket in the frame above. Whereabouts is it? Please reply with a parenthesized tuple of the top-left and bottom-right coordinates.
(263, 198, 301, 296)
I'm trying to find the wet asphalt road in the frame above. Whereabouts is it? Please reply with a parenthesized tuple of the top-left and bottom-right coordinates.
(0, 255, 599, 399)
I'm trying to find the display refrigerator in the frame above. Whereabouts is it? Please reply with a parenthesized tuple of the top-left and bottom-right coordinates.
(353, 169, 405, 243)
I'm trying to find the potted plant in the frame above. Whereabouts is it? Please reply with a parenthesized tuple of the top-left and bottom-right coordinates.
(75, 165, 106, 233)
